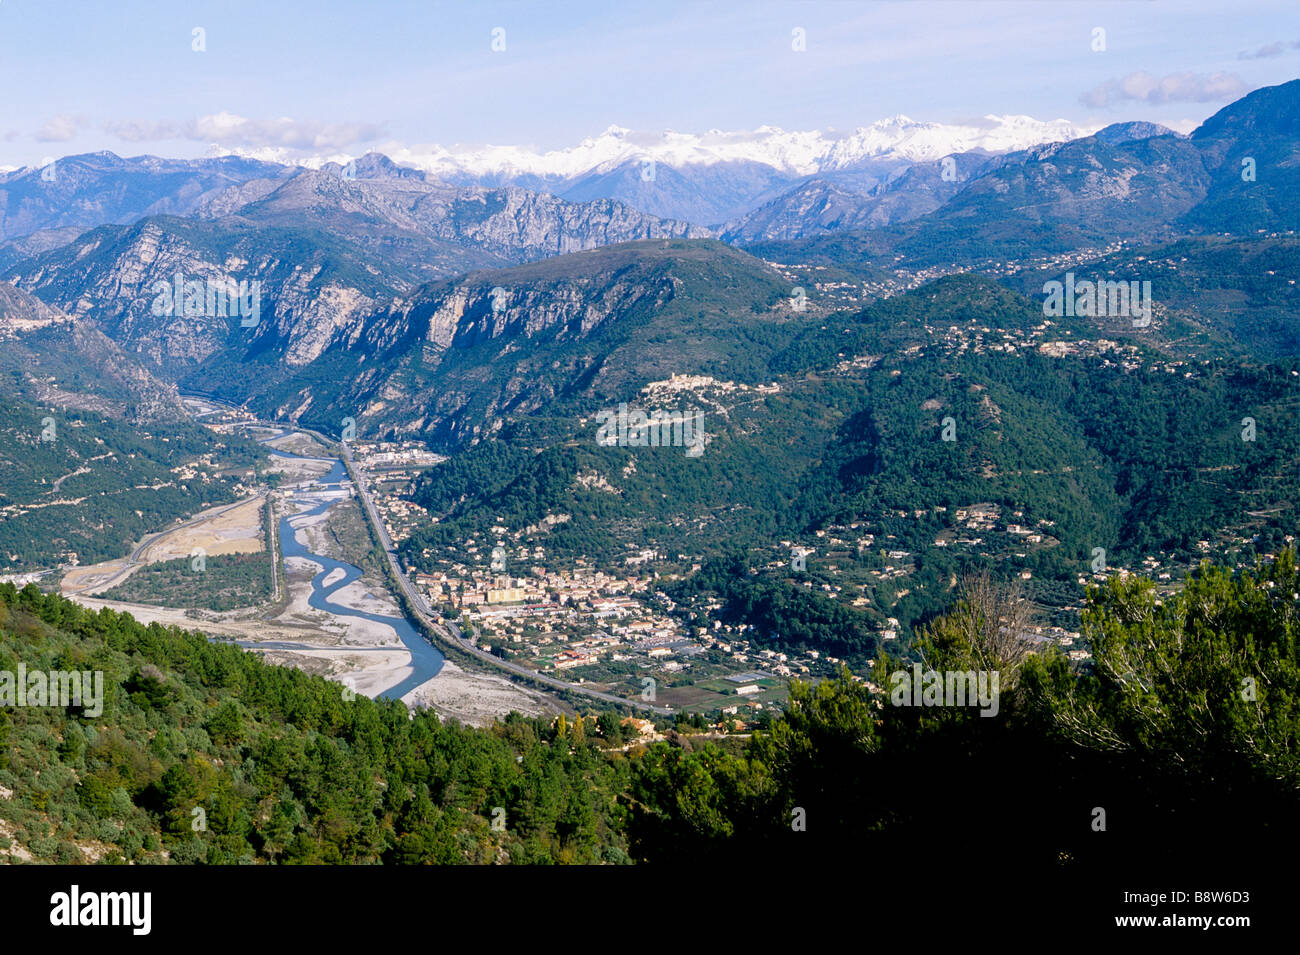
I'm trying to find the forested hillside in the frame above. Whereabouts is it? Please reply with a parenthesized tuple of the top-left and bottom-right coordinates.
(399, 274, 1298, 645)
(0, 582, 632, 864)
(0, 394, 264, 569)
(1014, 236, 1300, 362)
(2, 551, 1295, 867)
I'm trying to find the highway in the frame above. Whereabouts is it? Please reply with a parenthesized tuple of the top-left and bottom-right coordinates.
(181, 392, 673, 715)
(339, 443, 674, 716)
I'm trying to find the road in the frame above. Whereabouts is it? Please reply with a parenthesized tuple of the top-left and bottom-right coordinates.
(181, 392, 673, 715)
(266, 496, 280, 601)
(63, 492, 266, 596)
(339, 444, 674, 715)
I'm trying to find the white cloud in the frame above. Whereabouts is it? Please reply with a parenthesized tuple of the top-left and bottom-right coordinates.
(35, 114, 89, 142)
(102, 119, 184, 142)
(100, 112, 386, 150)
(190, 112, 385, 150)
(1080, 72, 1247, 108)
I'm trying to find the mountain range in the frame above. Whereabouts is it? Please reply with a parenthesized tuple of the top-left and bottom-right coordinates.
(0, 80, 1293, 593)
(746, 81, 1298, 268)
(1, 82, 1283, 269)
(0, 112, 1103, 237)
(380, 115, 1100, 180)
(720, 120, 1183, 243)
(367, 114, 1101, 222)
(0, 82, 1292, 443)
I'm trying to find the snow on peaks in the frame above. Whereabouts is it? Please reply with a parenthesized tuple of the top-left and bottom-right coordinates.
(216, 114, 1100, 180)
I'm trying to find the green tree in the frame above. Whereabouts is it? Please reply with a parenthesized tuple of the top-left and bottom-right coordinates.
(205, 700, 245, 747)
(597, 710, 623, 745)
(1024, 549, 1300, 784)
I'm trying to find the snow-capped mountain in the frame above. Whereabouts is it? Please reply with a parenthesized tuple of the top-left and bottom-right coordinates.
(380, 114, 1097, 179)
(214, 114, 1100, 225)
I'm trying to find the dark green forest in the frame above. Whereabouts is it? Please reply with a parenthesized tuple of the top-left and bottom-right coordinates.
(100, 552, 274, 613)
(1, 551, 1295, 868)
(399, 274, 1297, 643)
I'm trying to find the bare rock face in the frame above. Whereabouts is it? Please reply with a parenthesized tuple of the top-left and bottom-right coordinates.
(721, 161, 982, 244)
(271, 239, 789, 449)
(6, 219, 394, 378)
(390, 277, 661, 355)
(5, 160, 713, 388)
(0, 278, 70, 332)
(228, 166, 712, 263)
(193, 177, 287, 219)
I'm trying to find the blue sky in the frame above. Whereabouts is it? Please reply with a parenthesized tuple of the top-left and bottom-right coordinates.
(0, 0, 1295, 165)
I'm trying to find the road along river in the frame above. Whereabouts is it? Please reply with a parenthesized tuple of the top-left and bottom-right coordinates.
(242, 451, 445, 700)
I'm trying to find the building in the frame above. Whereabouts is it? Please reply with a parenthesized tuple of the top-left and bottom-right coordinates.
(554, 650, 597, 670)
(622, 717, 657, 739)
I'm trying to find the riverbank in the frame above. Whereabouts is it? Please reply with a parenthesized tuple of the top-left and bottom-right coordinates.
(59, 494, 266, 596)
(65, 487, 554, 725)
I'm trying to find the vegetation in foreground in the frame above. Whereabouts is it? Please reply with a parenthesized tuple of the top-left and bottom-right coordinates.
(0, 551, 1294, 866)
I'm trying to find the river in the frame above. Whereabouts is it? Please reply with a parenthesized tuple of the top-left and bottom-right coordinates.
(242, 449, 445, 700)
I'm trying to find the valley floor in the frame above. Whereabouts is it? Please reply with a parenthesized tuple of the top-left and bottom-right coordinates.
(60, 457, 555, 727)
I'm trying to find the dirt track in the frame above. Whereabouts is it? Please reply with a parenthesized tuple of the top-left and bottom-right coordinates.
(60, 494, 265, 596)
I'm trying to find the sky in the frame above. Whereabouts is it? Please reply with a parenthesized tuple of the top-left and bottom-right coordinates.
(0, 0, 1295, 167)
